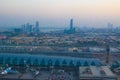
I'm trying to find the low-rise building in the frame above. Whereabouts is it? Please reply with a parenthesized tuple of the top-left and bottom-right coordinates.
(79, 66, 117, 80)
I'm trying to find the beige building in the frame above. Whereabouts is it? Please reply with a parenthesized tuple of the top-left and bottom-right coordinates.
(79, 66, 117, 80)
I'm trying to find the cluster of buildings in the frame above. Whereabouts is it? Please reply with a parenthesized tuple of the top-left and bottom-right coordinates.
(20, 18, 76, 35)
(0, 33, 120, 48)
(21, 21, 40, 34)
(1, 19, 120, 80)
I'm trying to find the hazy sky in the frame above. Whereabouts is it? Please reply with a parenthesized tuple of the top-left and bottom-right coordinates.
(0, 0, 120, 28)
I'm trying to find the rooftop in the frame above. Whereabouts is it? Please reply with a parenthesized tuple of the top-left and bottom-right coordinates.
(79, 66, 116, 78)
(0, 53, 101, 66)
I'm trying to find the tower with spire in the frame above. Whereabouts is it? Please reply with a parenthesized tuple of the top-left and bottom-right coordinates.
(106, 45, 110, 64)
(64, 18, 75, 34)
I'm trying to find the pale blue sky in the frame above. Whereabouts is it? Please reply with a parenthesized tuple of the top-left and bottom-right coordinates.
(0, 0, 120, 28)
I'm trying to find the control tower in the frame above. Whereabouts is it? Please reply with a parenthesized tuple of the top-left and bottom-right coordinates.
(106, 45, 110, 64)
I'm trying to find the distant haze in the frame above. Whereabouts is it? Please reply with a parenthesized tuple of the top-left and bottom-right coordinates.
(0, 0, 120, 28)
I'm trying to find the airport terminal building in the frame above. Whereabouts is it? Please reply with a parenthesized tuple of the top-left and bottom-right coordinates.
(0, 53, 101, 67)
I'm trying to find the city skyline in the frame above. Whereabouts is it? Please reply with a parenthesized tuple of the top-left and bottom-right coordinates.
(0, 0, 120, 28)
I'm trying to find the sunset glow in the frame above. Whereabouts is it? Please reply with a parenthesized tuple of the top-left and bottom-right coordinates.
(0, 0, 120, 27)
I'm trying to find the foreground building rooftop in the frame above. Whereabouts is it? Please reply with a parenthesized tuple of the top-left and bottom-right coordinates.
(79, 66, 117, 80)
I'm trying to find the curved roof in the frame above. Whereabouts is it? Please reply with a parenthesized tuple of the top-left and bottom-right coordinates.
(0, 53, 101, 66)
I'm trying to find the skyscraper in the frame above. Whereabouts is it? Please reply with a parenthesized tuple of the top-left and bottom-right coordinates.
(108, 22, 113, 30)
(35, 21, 40, 33)
(64, 18, 75, 34)
(21, 24, 26, 33)
(70, 19, 73, 30)
(23, 23, 33, 34)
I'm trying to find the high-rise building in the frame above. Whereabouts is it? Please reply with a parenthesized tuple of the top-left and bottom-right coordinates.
(26, 23, 33, 34)
(70, 19, 73, 30)
(21, 24, 26, 33)
(35, 21, 40, 33)
(64, 19, 75, 34)
(108, 22, 113, 30)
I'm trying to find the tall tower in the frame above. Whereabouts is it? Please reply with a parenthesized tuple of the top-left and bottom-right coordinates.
(70, 19, 73, 30)
(106, 45, 110, 64)
(64, 19, 75, 34)
(21, 24, 26, 33)
(108, 22, 113, 31)
(35, 21, 39, 33)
